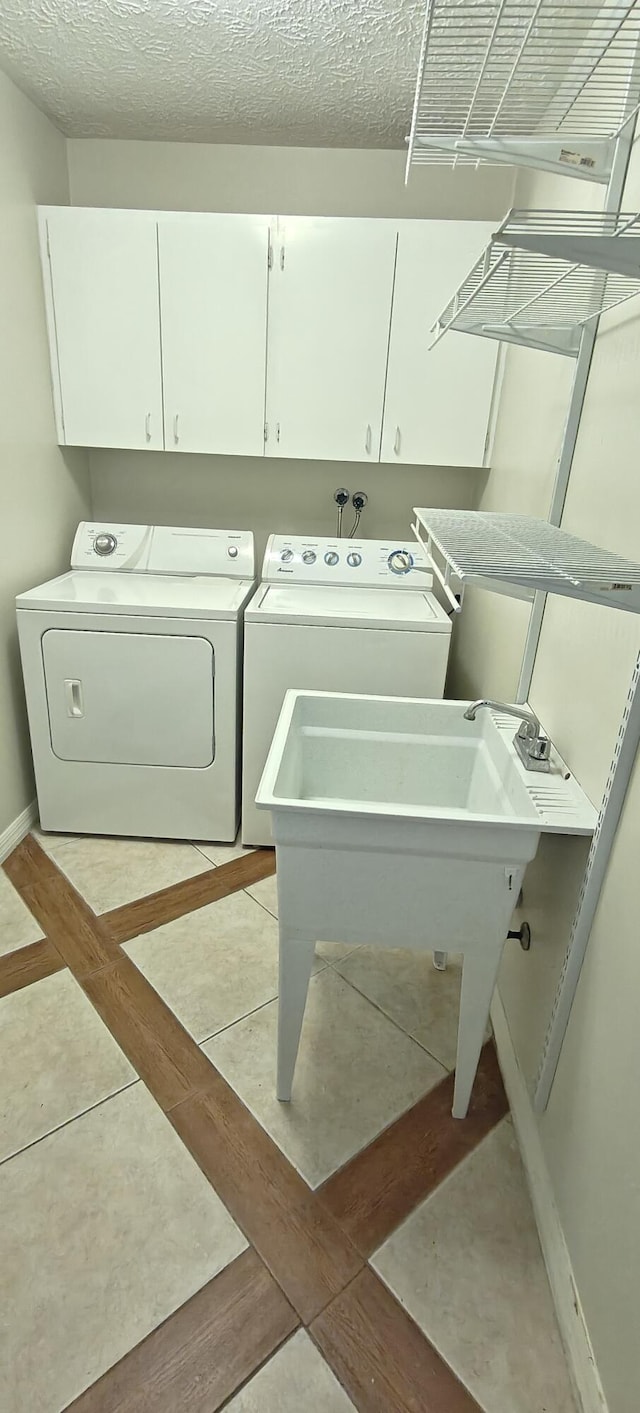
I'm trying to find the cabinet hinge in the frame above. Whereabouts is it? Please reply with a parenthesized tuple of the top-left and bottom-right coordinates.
(280, 245, 285, 271)
(267, 240, 273, 271)
(264, 421, 269, 443)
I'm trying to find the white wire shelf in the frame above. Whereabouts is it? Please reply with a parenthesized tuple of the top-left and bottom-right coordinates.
(412, 509, 640, 613)
(407, 0, 640, 184)
(431, 208, 640, 356)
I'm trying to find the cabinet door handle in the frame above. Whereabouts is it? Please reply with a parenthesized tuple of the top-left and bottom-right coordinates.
(365, 424, 372, 455)
(145, 413, 151, 443)
(173, 414, 179, 444)
(394, 425, 401, 456)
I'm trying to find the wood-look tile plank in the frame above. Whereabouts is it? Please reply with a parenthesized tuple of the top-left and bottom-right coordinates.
(104, 849, 276, 943)
(83, 958, 215, 1111)
(0, 937, 65, 999)
(65, 1249, 298, 1413)
(319, 1042, 507, 1255)
(170, 1073, 363, 1325)
(311, 1267, 481, 1413)
(3, 835, 116, 975)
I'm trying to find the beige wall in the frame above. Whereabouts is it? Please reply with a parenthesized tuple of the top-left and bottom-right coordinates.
(68, 139, 514, 550)
(0, 71, 90, 838)
(67, 139, 513, 219)
(451, 149, 640, 1413)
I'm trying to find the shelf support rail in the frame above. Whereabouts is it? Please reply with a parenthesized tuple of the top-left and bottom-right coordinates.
(517, 122, 637, 1111)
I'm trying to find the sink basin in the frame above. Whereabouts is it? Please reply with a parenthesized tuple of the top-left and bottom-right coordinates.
(257, 691, 596, 867)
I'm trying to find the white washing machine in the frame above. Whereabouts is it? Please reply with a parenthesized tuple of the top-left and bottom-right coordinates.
(17, 522, 255, 842)
(242, 534, 452, 846)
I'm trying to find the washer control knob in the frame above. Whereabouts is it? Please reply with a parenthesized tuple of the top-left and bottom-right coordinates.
(94, 532, 117, 557)
(302, 550, 316, 565)
(280, 548, 294, 563)
(346, 552, 362, 568)
(324, 551, 339, 566)
(388, 549, 413, 575)
(227, 545, 239, 558)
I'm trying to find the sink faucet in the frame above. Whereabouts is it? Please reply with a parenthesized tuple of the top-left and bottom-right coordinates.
(463, 700, 551, 773)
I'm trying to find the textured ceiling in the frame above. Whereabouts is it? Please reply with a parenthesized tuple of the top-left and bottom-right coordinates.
(0, 0, 424, 145)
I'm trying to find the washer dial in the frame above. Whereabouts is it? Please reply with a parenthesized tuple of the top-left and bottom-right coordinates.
(227, 545, 239, 558)
(93, 532, 117, 557)
(280, 548, 294, 563)
(302, 550, 317, 565)
(324, 551, 339, 566)
(388, 549, 413, 575)
(346, 552, 362, 567)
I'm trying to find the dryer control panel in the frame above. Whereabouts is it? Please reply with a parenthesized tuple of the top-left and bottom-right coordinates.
(71, 524, 255, 578)
(262, 535, 433, 589)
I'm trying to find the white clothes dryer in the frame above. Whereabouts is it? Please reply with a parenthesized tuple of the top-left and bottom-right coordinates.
(17, 522, 256, 841)
(241, 534, 452, 846)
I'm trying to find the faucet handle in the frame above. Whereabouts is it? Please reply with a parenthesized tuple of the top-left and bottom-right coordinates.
(528, 735, 551, 763)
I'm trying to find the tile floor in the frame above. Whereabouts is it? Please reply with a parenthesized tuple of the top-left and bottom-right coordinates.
(0, 828, 577, 1413)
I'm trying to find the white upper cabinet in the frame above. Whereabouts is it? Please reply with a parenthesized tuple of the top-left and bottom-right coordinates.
(158, 214, 270, 456)
(381, 222, 499, 467)
(265, 218, 398, 462)
(42, 208, 163, 451)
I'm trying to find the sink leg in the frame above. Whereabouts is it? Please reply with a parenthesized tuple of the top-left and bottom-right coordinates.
(452, 944, 503, 1120)
(277, 928, 316, 1102)
(433, 951, 448, 971)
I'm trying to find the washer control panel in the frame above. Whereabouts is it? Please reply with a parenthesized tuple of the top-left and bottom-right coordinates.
(71, 523, 255, 578)
(263, 535, 432, 588)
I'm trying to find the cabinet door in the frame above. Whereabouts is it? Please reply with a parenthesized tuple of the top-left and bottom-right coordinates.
(265, 218, 397, 462)
(158, 214, 270, 456)
(43, 208, 163, 450)
(381, 222, 498, 467)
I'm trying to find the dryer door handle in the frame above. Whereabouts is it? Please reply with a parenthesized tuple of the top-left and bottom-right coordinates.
(64, 679, 84, 718)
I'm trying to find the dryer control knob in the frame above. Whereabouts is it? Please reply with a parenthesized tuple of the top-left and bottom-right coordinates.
(227, 545, 239, 558)
(302, 550, 316, 565)
(280, 548, 294, 563)
(346, 552, 362, 567)
(94, 533, 117, 557)
(324, 552, 339, 566)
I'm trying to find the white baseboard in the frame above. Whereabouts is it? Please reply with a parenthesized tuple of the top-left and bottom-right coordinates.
(491, 988, 608, 1413)
(0, 799, 37, 863)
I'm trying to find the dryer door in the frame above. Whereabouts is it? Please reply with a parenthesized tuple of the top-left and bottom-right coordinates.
(42, 629, 215, 767)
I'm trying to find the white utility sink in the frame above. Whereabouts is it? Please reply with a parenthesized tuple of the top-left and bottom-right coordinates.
(258, 691, 595, 862)
(257, 691, 596, 1119)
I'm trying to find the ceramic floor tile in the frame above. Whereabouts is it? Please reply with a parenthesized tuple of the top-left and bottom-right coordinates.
(372, 1117, 576, 1413)
(244, 876, 358, 964)
(31, 824, 80, 853)
(0, 1083, 246, 1413)
(225, 1329, 356, 1411)
(0, 869, 42, 957)
(0, 969, 136, 1162)
(204, 967, 446, 1187)
(334, 947, 467, 1070)
(195, 837, 257, 867)
(45, 835, 210, 912)
(245, 874, 279, 916)
(123, 892, 282, 1043)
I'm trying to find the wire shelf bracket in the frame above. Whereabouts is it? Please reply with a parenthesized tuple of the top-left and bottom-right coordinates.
(411, 509, 640, 614)
(430, 208, 640, 357)
(407, 0, 640, 184)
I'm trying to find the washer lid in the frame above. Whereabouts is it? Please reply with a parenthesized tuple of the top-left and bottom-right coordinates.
(16, 571, 256, 620)
(245, 583, 452, 632)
